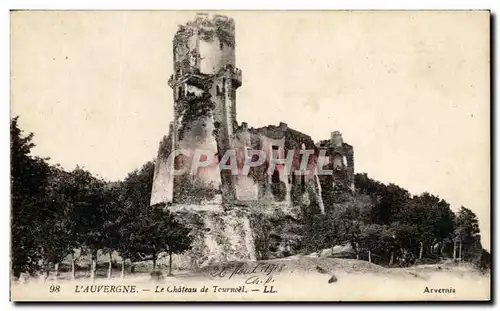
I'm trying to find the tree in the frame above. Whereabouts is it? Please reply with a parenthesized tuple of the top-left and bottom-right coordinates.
(454, 206, 481, 262)
(115, 162, 155, 275)
(149, 205, 193, 276)
(11, 117, 119, 280)
(68, 168, 116, 281)
(300, 195, 365, 258)
(389, 222, 419, 266)
(372, 184, 411, 225)
(324, 201, 360, 250)
(477, 249, 491, 272)
(395, 193, 455, 261)
(100, 184, 122, 279)
(33, 166, 77, 280)
(354, 173, 385, 196)
(358, 224, 383, 263)
(11, 117, 51, 277)
(115, 162, 192, 276)
(117, 204, 192, 276)
(301, 213, 329, 255)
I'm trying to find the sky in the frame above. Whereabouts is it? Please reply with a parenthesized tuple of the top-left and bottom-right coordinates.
(10, 11, 490, 249)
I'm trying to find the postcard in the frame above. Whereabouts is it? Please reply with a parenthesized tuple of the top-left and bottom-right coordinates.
(10, 10, 491, 302)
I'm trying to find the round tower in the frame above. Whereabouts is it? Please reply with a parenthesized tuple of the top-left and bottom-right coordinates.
(168, 13, 242, 204)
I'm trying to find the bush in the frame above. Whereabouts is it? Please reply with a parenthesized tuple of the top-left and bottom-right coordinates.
(150, 271, 164, 281)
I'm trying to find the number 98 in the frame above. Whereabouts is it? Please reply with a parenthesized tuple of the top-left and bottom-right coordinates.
(49, 285, 60, 293)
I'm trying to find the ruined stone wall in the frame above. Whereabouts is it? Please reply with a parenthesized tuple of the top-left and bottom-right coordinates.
(230, 122, 324, 211)
(150, 125, 174, 206)
(316, 132, 356, 207)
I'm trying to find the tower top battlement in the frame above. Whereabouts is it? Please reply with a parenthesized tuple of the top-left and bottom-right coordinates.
(174, 13, 236, 48)
(172, 13, 238, 78)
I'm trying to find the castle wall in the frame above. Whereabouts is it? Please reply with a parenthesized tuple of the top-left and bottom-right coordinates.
(230, 122, 325, 208)
(150, 149, 173, 206)
(150, 127, 174, 206)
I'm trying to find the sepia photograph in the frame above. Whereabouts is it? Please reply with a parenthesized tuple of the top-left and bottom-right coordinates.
(9, 10, 491, 302)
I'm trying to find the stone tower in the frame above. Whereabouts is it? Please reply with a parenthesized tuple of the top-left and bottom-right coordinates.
(151, 13, 242, 206)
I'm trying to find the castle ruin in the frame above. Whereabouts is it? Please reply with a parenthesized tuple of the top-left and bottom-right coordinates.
(150, 13, 355, 267)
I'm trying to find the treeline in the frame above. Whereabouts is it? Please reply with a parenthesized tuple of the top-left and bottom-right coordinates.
(11, 116, 491, 279)
(11, 117, 192, 279)
(301, 173, 490, 270)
